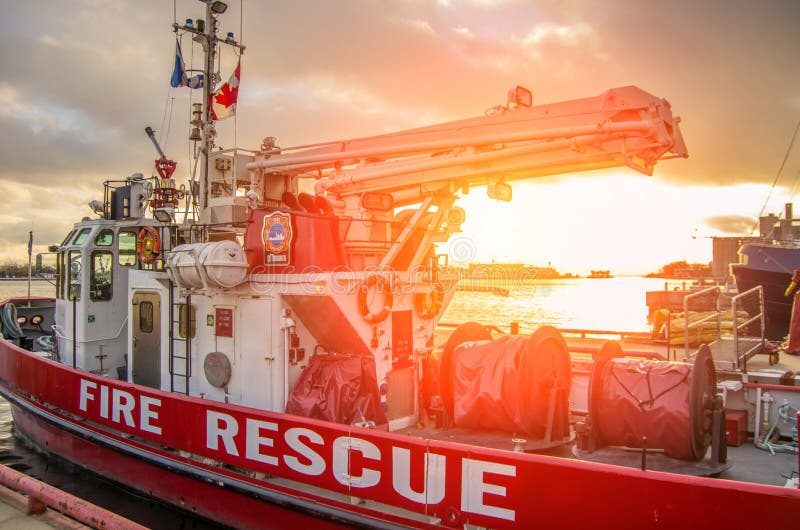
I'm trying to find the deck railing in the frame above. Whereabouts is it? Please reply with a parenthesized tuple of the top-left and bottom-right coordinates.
(731, 285, 765, 371)
(682, 286, 721, 357)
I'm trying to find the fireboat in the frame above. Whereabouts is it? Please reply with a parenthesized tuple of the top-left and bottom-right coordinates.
(0, 1, 797, 528)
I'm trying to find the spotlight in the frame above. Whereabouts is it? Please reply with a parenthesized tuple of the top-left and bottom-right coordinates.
(153, 206, 175, 223)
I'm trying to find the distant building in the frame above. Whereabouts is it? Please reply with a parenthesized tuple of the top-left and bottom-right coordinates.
(712, 236, 747, 282)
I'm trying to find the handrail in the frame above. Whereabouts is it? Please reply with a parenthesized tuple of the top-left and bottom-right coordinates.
(731, 285, 765, 371)
(683, 286, 720, 354)
(52, 317, 128, 344)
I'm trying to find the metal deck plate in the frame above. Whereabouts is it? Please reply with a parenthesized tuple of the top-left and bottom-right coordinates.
(399, 425, 573, 452)
(573, 446, 732, 476)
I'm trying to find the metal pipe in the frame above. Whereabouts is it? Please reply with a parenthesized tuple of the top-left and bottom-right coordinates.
(0, 464, 147, 530)
(406, 197, 453, 272)
(379, 196, 433, 268)
(758, 392, 773, 446)
(754, 386, 762, 446)
(733, 293, 739, 370)
(744, 382, 800, 393)
(248, 121, 654, 171)
(315, 133, 641, 194)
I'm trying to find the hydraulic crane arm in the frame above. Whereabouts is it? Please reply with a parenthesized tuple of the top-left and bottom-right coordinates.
(243, 85, 686, 273)
(247, 85, 686, 203)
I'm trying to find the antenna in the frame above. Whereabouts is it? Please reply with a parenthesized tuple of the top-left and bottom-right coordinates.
(173, 1, 245, 219)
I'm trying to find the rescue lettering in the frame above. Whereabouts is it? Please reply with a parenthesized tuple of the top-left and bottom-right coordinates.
(204, 410, 515, 521)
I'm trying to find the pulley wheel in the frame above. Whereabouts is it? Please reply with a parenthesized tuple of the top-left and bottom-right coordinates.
(587, 340, 625, 436)
(517, 326, 570, 437)
(689, 344, 716, 460)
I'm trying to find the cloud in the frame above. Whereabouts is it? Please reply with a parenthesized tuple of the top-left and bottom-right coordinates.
(0, 0, 799, 269)
(704, 214, 757, 235)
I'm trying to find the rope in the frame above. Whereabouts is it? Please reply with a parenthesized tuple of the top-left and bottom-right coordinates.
(752, 116, 800, 235)
(609, 363, 689, 412)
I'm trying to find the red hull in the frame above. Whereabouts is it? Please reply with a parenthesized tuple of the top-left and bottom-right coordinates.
(10, 402, 350, 529)
(1, 330, 799, 529)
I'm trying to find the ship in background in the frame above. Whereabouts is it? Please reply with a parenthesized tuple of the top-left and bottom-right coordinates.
(731, 203, 800, 340)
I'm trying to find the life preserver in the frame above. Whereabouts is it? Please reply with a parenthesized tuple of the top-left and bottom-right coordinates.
(358, 274, 393, 324)
(415, 283, 444, 320)
(136, 226, 161, 264)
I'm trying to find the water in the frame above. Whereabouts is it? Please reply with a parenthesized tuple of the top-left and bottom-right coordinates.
(0, 279, 55, 299)
(0, 277, 684, 526)
(443, 276, 689, 334)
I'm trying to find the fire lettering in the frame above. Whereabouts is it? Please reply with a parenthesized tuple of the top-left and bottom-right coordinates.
(112, 388, 135, 426)
(140, 395, 162, 435)
(77, 378, 162, 435)
(79, 379, 96, 411)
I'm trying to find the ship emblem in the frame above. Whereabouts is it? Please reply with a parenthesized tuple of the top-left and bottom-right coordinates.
(262, 212, 293, 265)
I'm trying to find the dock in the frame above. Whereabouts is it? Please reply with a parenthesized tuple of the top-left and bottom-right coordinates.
(0, 464, 145, 530)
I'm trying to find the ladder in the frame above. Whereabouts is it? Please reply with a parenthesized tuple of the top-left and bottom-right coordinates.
(168, 280, 192, 394)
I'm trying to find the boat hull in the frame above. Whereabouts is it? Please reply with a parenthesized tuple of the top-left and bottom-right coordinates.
(731, 264, 792, 340)
(1, 331, 799, 528)
(9, 400, 344, 530)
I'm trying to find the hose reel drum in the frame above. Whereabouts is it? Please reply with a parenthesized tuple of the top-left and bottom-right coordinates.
(580, 343, 728, 473)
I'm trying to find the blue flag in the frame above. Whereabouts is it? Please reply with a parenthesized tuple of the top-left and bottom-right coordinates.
(170, 41, 186, 88)
(171, 41, 204, 89)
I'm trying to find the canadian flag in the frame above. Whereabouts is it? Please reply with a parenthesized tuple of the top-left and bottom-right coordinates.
(209, 59, 240, 121)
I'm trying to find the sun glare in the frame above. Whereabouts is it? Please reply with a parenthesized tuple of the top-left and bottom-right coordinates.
(449, 173, 782, 276)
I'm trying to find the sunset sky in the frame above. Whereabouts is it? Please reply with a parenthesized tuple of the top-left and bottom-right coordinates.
(1, 0, 799, 275)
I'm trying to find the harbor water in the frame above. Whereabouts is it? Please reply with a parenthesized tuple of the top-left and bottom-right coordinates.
(0, 276, 686, 526)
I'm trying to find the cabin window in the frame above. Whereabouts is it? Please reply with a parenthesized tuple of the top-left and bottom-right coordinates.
(118, 231, 137, 267)
(68, 251, 81, 301)
(139, 301, 154, 333)
(72, 228, 91, 246)
(178, 303, 196, 338)
(60, 230, 75, 247)
(90, 251, 113, 301)
(94, 229, 114, 246)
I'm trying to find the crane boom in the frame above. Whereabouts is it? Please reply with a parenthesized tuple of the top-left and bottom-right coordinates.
(239, 85, 686, 274)
(247, 86, 686, 202)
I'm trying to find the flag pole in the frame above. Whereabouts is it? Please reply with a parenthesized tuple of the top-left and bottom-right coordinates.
(27, 230, 33, 306)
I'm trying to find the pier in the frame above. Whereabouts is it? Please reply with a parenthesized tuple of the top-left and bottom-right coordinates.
(0, 464, 144, 530)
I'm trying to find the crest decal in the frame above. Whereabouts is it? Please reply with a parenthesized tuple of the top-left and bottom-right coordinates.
(262, 212, 293, 265)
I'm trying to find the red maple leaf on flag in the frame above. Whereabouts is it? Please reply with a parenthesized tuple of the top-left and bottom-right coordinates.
(214, 82, 238, 109)
(210, 59, 241, 120)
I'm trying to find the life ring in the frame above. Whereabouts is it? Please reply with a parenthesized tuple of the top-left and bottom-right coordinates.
(415, 283, 444, 320)
(358, 275, 393, 324)
(136, 226, 161, 264)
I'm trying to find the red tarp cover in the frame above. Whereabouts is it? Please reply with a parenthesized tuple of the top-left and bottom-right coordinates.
(595, 359, 694, 460)
(285, 354, 388, 428)
(453, 336, 527, 432)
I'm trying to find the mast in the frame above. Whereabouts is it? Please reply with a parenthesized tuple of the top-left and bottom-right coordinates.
(174, 1, 244, 221)
(201, 1, 217, 215)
